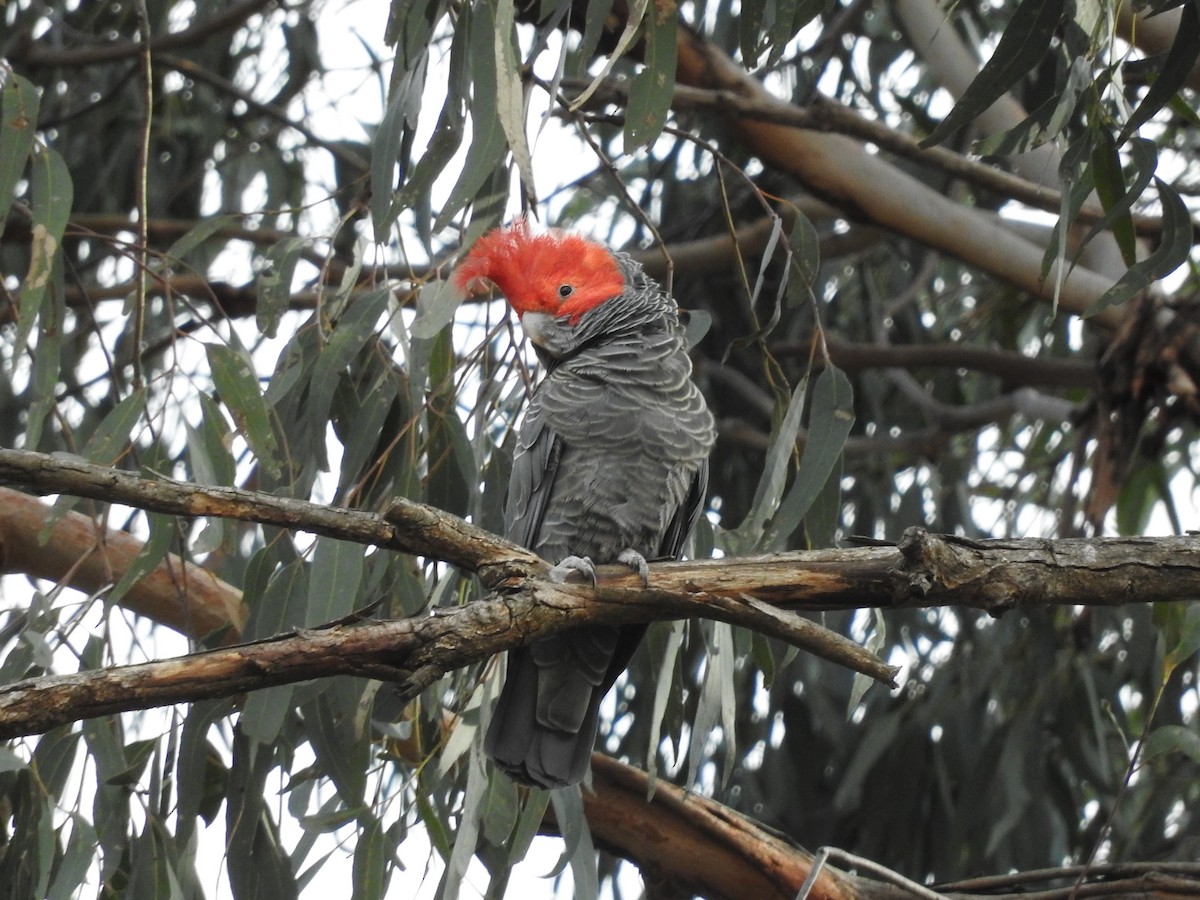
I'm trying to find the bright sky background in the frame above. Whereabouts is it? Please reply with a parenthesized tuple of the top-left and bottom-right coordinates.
(3, 1, 1194, 897)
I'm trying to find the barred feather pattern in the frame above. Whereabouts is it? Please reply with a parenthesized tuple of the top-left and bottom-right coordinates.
(484, 253, 715, 788)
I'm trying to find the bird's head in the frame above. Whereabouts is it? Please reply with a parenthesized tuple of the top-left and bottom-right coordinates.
(454, 220, 628, 357)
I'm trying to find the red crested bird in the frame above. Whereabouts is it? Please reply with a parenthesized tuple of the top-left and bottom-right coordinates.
(455, 220, 714, 788)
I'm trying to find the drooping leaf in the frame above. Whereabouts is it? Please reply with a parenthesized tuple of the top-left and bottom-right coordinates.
(1087, 177, 1192, 314)
(1086, 134, 1154, 267)
(410, 279, 464, 339)
(107, 512, 175, 606)
(373, 52, 428, 239)
(1142, 724, 1200, 765)
(256, 236, 310, 338)
(921, 0, 1064, 148)
(352, 814, 389, 900)
(547, 786, 598, 899)
(434, 1, 509, 231)
(727, 376, 808, 552)
(1119, 1, 1200, 143)
(0, 70, 39, 241)
(493, 0, 536, 205)
(624, 3, 678, 152)
(206, 341, 281, 478)
(16, 145, 72, 355)
(306, 536, 365, 627)
(764, 365, 854, 548)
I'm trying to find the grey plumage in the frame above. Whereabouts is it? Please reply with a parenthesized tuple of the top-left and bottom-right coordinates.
(484, 254, 715, 788)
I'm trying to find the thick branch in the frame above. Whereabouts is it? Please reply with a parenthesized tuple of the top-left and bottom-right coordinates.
(0, 487, 245, 639)
(575, 755, 876, 900)
(667, 23, 1123, 327)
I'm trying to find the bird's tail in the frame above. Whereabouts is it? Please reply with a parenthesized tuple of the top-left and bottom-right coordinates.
(486, 625, 640, 788)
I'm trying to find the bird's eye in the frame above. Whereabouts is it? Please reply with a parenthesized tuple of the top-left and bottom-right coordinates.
(557, 284, 574, 299)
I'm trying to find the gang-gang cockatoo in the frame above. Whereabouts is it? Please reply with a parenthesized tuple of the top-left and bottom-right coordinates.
(455, 221, 714, 788)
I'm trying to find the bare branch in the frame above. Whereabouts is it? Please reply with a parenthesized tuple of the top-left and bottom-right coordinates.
(3, 449, 1200, 740)
(0, 449, 542, 588)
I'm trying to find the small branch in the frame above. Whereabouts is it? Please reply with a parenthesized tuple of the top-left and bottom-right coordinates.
(777, 335, 1098, 391)
(0, 449, 542, 587)
(11, 0, 275, 68)
(131, 0, 153, 392)
(563, 76, 1180, 243)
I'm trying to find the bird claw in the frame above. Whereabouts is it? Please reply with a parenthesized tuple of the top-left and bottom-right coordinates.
(548, 555, 597, 586)
(617, 549, 651, 587)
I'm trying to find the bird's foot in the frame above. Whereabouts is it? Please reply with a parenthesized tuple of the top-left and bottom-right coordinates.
(617, 549, 650, 587)
(548, 555, 597, 586)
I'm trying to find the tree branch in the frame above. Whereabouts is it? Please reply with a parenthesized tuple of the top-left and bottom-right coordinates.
(10, 0, 276, 68)
(563, 77, 1175, 242)
(0, 487, 245, 639)
(0, 449, 543, 589)
(665, 22, 1123, 327)
(3, 449, 1199, 740)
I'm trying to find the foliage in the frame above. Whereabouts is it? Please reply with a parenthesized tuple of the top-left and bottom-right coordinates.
(0, 0, 1199, 896)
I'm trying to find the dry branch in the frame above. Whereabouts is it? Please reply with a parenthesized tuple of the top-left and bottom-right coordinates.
(3, 449, 1200, 740)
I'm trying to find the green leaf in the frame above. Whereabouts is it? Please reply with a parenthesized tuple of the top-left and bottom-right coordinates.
(1119, 1, 1200, 143)
(256, 237, 309, 338)
(764, 366, 854, 549)
(24, 282, 63, 450)
(788, 206, 821, 295)
(505, 789, 550, 867)
(0, 746, 27, 772)
(569, 0, 650, 110)
(547, 786, 598, 898)
(434, 2, 509, 231)
(729, 377, 808, 552)
(921, 0, 1063, 147)
(165, 214, 244, 266)
(847, 608, 886, 712)
(306, 679, 371, 806)
(107, 513, 175, 606)
(1086, 177, 1192, 315)
(646, 620, 684, 793)
(493, 0, 536, 203)
(739, 0, 767, 67)
(480, 765, 520, 845)
(624, 4, 677, 152)
(306, 536, 365, 626)
(1086, 135, 1155, 267)
(241, 685, 295, 747)
(1040, 134, 1095, 312)
(206, 342, 281, 478)
(373, 54, 426, 240)
(352, 814, 389, 900)
(104, 738, 158, 787)
(1142, 724, 1200, 765)
(17, 145, 73, 354)
(308, 285, 393, 430)
(440, 745, 488, 900)
(1165, 603, 1200, 671)
(410, 279, 464, 340)
(0, 70, 39, 241)
(79, 389, 146, 466)
(46, 815, 98, 900)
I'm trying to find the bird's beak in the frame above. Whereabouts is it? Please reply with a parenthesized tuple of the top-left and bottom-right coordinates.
(519, 312, 553, 348)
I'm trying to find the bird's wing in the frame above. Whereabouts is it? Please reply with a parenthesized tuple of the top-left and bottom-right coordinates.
(502, 403, 561, 550)
(658, 457, 709, 560)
